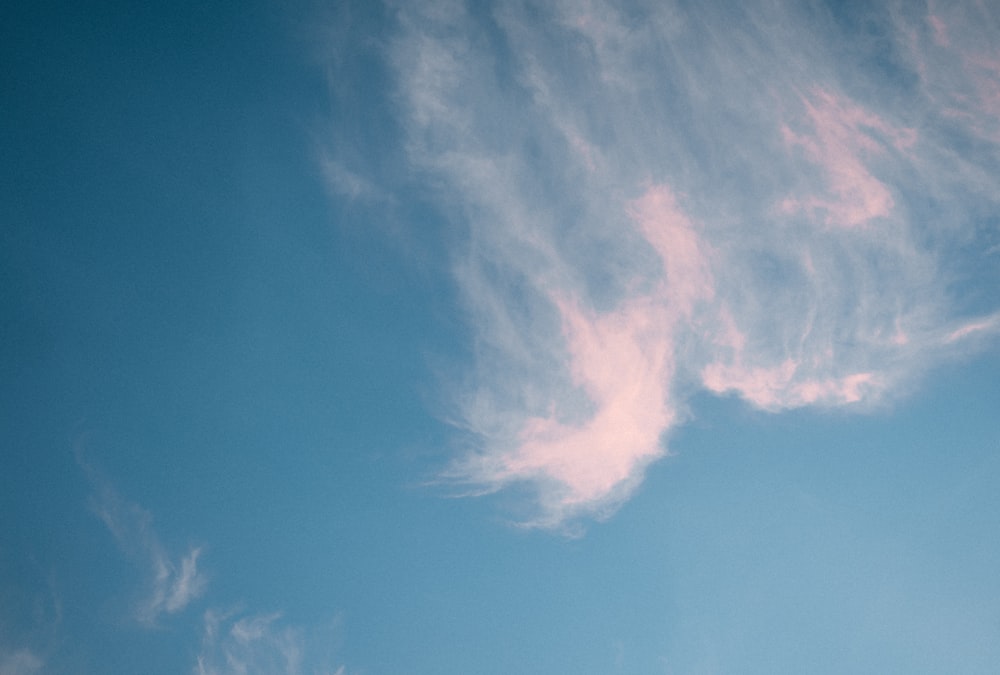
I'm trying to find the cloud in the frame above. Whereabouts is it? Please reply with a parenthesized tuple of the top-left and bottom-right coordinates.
(73, 451, 350, 672)
(146, 547, 207, 619)
(81, 459, 207, 624)
(367, 0, 1000, 527)
(944, 314, 1000, 343)
(0, 648, 43, 675)
(195, 609, 347, 675)
(321, 157, 389, 203)
(778, 88, 915, 228)
(908, 1, 1000, 147)
(0, 563, 62, 675)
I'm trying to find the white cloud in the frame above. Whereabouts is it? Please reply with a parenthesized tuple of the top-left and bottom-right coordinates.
(195, 609, 347, 675)
(82, 461, 207, 624)
(368, 0, 1000, 527)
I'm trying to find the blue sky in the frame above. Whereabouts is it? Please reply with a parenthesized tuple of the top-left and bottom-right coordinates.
(2, 0, 1000, 673)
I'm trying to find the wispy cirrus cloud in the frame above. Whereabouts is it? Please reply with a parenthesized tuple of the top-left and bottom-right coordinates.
(361, 0, 1000, 528)
(778, 88, 915, 228)
(74, 451, 352, 671)
(911, 1, 1000, 147)
(81, 459, 207, 624)
(195, 608, 347, 675)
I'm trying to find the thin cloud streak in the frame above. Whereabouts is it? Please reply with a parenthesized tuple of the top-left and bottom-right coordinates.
(379, 0, 1000, 527)
(81, 458, 207, 624)
(195, 609, 347, 675)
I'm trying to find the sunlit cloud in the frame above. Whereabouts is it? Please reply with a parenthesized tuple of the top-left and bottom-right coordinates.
(779, 88, 915, 228)
(374, 0, 1000, 527)
(945, 314, 1000, 343)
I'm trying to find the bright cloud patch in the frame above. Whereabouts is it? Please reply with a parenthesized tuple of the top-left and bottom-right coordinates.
(373, 0, 1000, 527)
(779, 88, 914, 228)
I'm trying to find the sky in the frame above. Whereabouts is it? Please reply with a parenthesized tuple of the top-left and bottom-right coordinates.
(2, 0, 1000, 673)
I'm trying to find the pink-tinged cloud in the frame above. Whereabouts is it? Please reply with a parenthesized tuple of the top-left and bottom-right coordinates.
(931, 52, 1000, 144)
(629, 186, 715, 312)
(903, 7, 1000, 148)
(461, 185, 715, 524)
(962, 55, 1000, 142)
(780, 89, 914, 228)
(382, 1, 1000, 529)
(503, 297, 674, 515)
(945, 315, 1000, 343)
(702, 359, 877, 409)
(928, 14, 950, 47)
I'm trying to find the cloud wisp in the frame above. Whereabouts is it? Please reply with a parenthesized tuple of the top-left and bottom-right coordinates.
(195, 609, 347, 675)
(353, 0, 1000, 527)
(82, 462, 207, 624)
(75, 453, 352, 671)
(0, 647, 44, 675)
